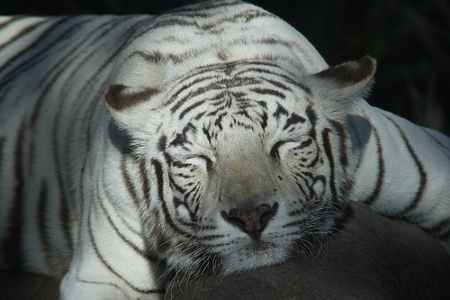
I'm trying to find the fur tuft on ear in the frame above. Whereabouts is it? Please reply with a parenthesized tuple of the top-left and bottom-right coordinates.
(104, 51, 169, 132)
(306, 55, 376, 119)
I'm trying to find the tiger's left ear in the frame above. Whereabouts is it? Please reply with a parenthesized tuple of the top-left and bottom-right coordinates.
(306, 55, 376, 118)
(104, 52, 169, 133)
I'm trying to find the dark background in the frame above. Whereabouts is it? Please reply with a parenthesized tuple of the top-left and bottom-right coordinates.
(1, 0, 449, 134)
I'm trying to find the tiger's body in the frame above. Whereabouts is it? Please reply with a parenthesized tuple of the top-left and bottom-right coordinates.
(0, 1, 449, 299)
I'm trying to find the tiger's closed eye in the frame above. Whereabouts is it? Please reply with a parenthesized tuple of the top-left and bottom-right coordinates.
(197, 155, 214, 172)
(270, 140, 299, 160)
(270, 141, 285, 160)
(172, 155, 213, 172)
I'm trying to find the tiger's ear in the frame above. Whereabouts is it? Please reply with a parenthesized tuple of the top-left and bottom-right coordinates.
(104, 52, 168, 132)
(306, 55, 376, 118)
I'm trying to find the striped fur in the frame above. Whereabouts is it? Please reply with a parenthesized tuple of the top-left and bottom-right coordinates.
(0, 1, 449, 299)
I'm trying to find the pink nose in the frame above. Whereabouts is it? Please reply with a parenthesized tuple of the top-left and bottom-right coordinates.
(221, 203, 279, 239)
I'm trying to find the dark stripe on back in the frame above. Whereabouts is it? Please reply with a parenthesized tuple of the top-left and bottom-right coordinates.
(363, 125, 385, 205)
(330, 120, 349, 167)
(385, 115, 427, 216)
(0, 17, 73, 85)
(0, 18, 46, 53)
(0, 16, 27, 31)
(30, 17, 124, 127)
(1, 120, 27, 269)
(58, 194, 72, 254)
(45, 17, 123, 201)
(135, 1, 264, 38)
(37, 17, 122, 90)
(64, 16, 145, 160)
(37, 180, 53, 271)
(0, 137, 4, 169)
(39, 21, 122, 250)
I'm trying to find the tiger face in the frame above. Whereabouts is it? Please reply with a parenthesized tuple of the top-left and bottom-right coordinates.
(163, 112, 335, 274)
(105, 56, 376, 275)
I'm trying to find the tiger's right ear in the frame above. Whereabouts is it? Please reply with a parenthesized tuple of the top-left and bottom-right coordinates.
(104, 52, 169, 132)
(306, 55, 376, 119)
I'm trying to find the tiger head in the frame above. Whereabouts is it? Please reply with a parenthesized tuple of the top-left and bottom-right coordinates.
(104, 53, 375, 276)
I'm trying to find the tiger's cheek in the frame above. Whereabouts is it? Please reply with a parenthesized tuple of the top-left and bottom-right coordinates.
(312, 178, 326, 200)
(286, 139, 320, 170)
(280, 141, 330, 202)
(169, 160, 207, 224)
(175, 203, 194, 223)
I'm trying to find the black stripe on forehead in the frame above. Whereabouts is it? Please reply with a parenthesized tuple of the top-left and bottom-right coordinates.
(171, 59, 290, 90)
(283, 113, 306, 130)
(170, 77, 222, 114)
(169, 61, 302, 119)
(305, 104, 318, 138)
(158, 135, 167, 152)
(250, 87, 286, 99)
(179, 100, 206, 120)
(273, 103, 289, 119)
(170, 74, 220, 108)
(168, 123, 197, 148)
(233, 66, 311, 95)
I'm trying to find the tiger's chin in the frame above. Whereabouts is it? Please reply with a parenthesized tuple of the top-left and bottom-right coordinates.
(221, 241, 290, 276)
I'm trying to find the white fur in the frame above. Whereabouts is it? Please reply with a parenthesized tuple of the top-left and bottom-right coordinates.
(0, 1, 448, 299)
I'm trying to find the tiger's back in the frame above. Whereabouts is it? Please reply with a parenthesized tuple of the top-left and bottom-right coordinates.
(0, 14, 156, 275)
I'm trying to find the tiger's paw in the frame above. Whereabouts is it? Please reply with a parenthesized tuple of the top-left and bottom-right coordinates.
(60, 271, 164, 300)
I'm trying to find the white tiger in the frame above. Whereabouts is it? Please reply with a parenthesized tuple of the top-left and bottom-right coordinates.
(0, 0, 449, 299)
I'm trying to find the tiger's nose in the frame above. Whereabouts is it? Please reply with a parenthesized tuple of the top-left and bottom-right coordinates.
(221, 203, 279, 240)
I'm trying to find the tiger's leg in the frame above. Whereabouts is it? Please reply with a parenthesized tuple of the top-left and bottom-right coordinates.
(60, 199, 166, 300)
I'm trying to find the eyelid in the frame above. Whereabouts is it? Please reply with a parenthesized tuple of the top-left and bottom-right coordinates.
(183, 154, 214, 171)
(270, 140, 299, 159)
(270, 141, 284, 159)
(185, 154, 214, 161)
(198, 155, 214, 171)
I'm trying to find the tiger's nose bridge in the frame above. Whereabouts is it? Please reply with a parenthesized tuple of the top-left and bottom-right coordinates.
(220, 156, 276, 208)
